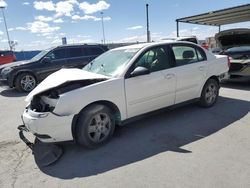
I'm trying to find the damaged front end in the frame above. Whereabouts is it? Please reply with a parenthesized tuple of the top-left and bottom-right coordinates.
(17, 68, 109, 165)
(29, 79, 107, 113)
(18, 78, 108, 149)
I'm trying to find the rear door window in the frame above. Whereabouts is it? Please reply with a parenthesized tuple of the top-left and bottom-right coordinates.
(171, 45, 206, 66)
(69, 47, 84, 58)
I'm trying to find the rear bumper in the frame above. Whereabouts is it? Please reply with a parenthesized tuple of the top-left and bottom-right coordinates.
(226, 63, 250, 82)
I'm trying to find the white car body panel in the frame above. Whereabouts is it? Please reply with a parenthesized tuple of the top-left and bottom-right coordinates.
(21, 42, 229, 143)
(173, 61, 207, 104)
(125, 69, 176, 118)
(53, 78, 127, 120)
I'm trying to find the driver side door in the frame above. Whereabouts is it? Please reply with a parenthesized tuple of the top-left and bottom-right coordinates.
(125, 45, 176, 118)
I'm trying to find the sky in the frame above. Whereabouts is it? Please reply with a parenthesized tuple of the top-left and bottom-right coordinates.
(0, 0, 249, 51)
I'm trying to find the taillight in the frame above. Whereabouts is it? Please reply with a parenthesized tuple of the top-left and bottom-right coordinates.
(227, 56, 231, 68)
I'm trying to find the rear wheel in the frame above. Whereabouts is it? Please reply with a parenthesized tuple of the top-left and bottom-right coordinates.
(15, 73, 37, 92)
(199, 79, 219, 108)
(76, 104, 115, 148)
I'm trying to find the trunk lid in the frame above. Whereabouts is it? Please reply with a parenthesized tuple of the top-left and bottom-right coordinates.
(215, 28, 250, 50)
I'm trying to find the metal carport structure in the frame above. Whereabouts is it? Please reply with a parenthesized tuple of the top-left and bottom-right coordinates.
(176, 4, 250, 37)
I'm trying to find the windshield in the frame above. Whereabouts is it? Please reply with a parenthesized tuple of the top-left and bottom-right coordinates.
(30, 49, 50, 61)
(83, 48, 139, 77)
(226, 46, 250, 52)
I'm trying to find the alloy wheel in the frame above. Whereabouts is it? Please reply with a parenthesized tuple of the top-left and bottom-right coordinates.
(20, 75, 36, 92)
(205, 83, 217, 104)
(87, 113, 111, 143)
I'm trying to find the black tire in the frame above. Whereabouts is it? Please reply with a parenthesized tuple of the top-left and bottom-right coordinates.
(199, 79, 219, 108)
(15, 73, 37, 92)
(75, 104, 115, 149)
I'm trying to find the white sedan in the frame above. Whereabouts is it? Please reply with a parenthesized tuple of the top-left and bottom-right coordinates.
(19, 41, 229, 148)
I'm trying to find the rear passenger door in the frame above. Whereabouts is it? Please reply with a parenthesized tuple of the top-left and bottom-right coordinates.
(170, 43, 207, 103)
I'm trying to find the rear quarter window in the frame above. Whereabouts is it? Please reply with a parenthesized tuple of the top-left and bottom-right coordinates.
(171, 44, 206, 66)
(196, 47, 207, 61)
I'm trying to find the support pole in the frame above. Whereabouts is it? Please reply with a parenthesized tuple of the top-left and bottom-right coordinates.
(1, 8, 11, 50)
(176, 21, 179, 37)
(146, 4, 150, 42)
(101, 12, 106, 44)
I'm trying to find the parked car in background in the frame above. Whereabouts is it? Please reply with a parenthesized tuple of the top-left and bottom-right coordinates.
(211, 47, 222, 54)
(216, 28, 250, 82)
(18, 41, 229, 149)
(0, 44, 108, 92)
(0, 50, 16, 65)
(201, 42, 209, 50)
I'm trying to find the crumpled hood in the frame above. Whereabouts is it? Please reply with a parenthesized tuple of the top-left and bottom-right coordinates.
(215, 28, 250, 50)
(25, 68, 109, 102)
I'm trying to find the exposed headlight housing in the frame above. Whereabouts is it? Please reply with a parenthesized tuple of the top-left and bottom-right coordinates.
(30, 95, 59, 113)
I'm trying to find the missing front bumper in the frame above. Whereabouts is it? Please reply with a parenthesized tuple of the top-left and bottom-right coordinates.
(18, 125, 34, 150)
(18, 125, 64, 166)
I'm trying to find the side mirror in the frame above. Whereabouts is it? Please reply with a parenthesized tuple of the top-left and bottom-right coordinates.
(42, 57, 51, 63)
(130, 66, 150, 77)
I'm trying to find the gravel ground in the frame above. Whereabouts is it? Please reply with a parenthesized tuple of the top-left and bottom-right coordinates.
(0, 82, 249, 188)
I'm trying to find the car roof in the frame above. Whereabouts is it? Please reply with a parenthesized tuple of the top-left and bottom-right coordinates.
(112, 41, 199, 51)
(57, 43, 106, 48)
(162, 36, 197, 40)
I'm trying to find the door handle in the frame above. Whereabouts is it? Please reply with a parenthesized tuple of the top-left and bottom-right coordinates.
(199, 66, 204, 71)
(165, 74, 174, 79)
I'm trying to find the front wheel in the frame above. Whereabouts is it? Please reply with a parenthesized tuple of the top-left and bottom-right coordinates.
(199, 79, 219, 108)
(15, 73, 37, 92)
(75, 105, 115, 148)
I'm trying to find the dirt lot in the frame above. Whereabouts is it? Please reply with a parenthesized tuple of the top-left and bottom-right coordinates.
(0, 82, 249, 188)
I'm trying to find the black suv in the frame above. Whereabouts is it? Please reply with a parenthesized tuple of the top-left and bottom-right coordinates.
(0, 44, 108, 92)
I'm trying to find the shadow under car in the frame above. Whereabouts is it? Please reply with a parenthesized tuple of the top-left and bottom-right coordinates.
(34, 96, 250, 179)
(0, 87, 27, 97)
